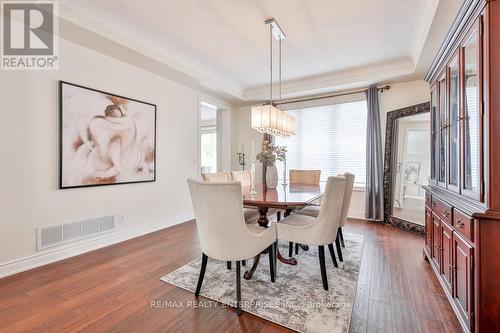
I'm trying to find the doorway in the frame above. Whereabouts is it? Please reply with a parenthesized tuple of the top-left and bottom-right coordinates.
(199, 101, 219, 176)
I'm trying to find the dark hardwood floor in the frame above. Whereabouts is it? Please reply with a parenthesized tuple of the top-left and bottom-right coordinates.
(0, 219, 462, 333)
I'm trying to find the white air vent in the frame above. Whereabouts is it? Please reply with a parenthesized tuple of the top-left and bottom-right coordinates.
(37, 215, 117, 250)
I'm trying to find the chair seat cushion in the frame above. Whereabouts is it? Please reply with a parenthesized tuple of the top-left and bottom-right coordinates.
(296, 205, 321, 217)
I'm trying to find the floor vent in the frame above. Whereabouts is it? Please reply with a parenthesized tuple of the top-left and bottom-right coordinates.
(37, 215, 117, 250)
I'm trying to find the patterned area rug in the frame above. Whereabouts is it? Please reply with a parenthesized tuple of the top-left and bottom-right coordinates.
(161, 233, 364, 333)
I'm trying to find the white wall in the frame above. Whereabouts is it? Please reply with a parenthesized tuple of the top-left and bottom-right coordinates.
(0, 37, 234, 272)
(233, 80, 430, 219)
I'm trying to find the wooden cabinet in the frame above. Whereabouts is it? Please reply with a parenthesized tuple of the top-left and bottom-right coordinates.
(453, 231, 474, 328)
(423, 1, 500, 332)
(441, 221, 454, 294)
(425, 207, 433, 254)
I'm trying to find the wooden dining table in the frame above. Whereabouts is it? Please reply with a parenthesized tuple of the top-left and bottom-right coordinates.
(241, 182, 326, 279)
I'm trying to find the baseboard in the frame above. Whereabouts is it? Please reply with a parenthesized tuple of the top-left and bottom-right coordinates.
(348, 210, 365, 220)
(0, 212, 194, 279)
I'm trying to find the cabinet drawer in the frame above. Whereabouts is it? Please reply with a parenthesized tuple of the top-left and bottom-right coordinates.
(432, 197, 453, 225)
(453, 209, 474, 243)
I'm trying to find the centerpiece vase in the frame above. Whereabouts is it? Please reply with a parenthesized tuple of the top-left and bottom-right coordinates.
(266, 164, 278, 189)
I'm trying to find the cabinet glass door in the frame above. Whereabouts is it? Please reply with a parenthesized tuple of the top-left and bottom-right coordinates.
(463, 30, 481, 198)
(430, 88, 438, 183)
(448, 57, 460, 190)
(438, 77, 447, 185)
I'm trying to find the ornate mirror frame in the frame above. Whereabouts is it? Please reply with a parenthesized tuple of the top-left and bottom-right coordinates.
(383, 102, 430, 235)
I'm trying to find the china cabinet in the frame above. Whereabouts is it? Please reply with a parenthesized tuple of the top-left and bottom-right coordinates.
(424, 0, 500, 332)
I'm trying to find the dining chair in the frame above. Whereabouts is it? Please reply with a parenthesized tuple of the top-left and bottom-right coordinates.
(289, 169, 321, 185)
(288, 169, 322, 255)
(231, 169, 279, 223)
(202, 171, 232, 182)
(187, 179, 277, 315)
(295, 172, 355, 262)
(276, 176, 346, 290)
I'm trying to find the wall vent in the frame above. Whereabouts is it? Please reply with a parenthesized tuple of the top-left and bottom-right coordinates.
(37, 215, 116, 250)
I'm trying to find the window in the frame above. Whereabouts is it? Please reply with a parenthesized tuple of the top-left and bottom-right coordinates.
(275, 100, 368, 187)
(200, 127, 217, 173)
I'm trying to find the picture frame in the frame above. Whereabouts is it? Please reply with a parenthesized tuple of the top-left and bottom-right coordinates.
(59, 81, 157, 189)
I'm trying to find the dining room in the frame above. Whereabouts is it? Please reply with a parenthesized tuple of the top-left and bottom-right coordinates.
(3, 1, 500, 333)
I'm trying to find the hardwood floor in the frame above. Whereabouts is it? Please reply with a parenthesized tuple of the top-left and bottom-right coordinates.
(0, 219, 462, 333)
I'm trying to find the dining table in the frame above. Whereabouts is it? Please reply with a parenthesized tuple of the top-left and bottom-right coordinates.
(241, 182, 326, 280)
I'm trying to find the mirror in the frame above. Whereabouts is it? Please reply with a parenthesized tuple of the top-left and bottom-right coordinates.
(383, 102, 430, 234)
(393, 113, 430, 225)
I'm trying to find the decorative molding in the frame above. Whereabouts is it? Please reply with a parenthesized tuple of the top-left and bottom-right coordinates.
(425, 0, 486, 82)
(244, 58, 415, 101)
(59, 1, 244, 101)
(0, 213, 194, 279)
(383, 102, 430, 236)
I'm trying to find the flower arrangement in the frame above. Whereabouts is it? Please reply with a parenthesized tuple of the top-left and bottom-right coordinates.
(256, 140, 287, 166)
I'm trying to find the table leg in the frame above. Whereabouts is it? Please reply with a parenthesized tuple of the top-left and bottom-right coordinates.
(276, 208, 297, 265)
(243, 254, 260, 280)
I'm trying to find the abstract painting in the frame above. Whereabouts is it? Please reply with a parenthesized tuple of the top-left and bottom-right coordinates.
(59, 81, 156, 188)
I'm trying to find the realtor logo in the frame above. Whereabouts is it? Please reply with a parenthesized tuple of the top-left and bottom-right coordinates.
(1, 1, 59, 70)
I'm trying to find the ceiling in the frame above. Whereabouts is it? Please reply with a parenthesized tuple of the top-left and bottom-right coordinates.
(60, 0, 461, 103)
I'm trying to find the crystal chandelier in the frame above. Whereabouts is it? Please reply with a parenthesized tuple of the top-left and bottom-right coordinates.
(251, 19, 295, 137)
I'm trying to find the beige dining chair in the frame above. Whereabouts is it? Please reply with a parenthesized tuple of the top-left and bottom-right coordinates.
(187, 179, 277, 315)
(202, 171, 232, 182)
(289, 169, 321, 185)
(231, 170, 252, 187)
(295, 172, 355, 263)
(276, 176, 346, 290)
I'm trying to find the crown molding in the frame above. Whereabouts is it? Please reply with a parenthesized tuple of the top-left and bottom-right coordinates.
(59, 0, 245, 101)
(243, 58, 416, 101)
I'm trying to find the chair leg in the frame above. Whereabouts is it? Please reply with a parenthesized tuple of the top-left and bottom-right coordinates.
(268, 244, 275, 282)
(288, 242, 293, 257)
(195, 253, 208, 296)
(328, 243, 338, 268)
(339, 227, 345, 247)
(274, 242, 277, 275)
(335, 234, 343, 262)
(318, 246, 328, 291)
(295, 243, 299, 255)
(236, 261, 242, 316)
(277, 211, 281, 221)
(227, 261, 231, 270)
(242, 260, 246, 266)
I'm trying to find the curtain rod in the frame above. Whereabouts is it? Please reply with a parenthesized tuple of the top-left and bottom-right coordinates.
(274, 85, 390, 106)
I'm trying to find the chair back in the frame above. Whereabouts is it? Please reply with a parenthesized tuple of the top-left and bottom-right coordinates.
(202, 171, 232, 182)
(339, 173, 355, 227)
(187, 178, 253, 260)
(289, 169, 321, 185)
(231, 170, 252, 187)
(314, 176, 346, 244)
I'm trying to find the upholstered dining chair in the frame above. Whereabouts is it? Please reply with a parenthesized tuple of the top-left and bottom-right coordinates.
(289, 169, 321, 185)
(288, 169, 322, 256)
(202, 171, 232, 182)
(187, 179, 277, 316)
(295, 172, 355, 263)
(276, 176, 346, 290)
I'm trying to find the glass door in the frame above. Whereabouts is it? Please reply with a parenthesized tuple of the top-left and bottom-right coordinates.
(438, 75, 447, 187)
(448, 55, 460, 192)
(430, 86, 438, 184)
(200, 102, 218, 176)
(461, 21, 483, 201)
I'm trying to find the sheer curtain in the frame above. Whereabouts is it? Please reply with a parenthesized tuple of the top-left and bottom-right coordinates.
(275, 100, 368, 187)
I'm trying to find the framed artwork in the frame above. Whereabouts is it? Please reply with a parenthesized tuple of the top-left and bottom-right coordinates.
(59, 81, 156, 189)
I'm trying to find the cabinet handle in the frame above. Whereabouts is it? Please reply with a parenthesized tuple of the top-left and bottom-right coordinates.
(443, 210, 450, 218)
(431, 202, 436, 208)
(456, 220, 465, 228)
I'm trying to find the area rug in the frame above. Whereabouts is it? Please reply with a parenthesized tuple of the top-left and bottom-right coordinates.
(161, 233, 364, 333)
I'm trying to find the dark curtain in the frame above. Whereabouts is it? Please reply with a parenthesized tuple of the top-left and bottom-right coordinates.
(365, 86, 384, 221)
